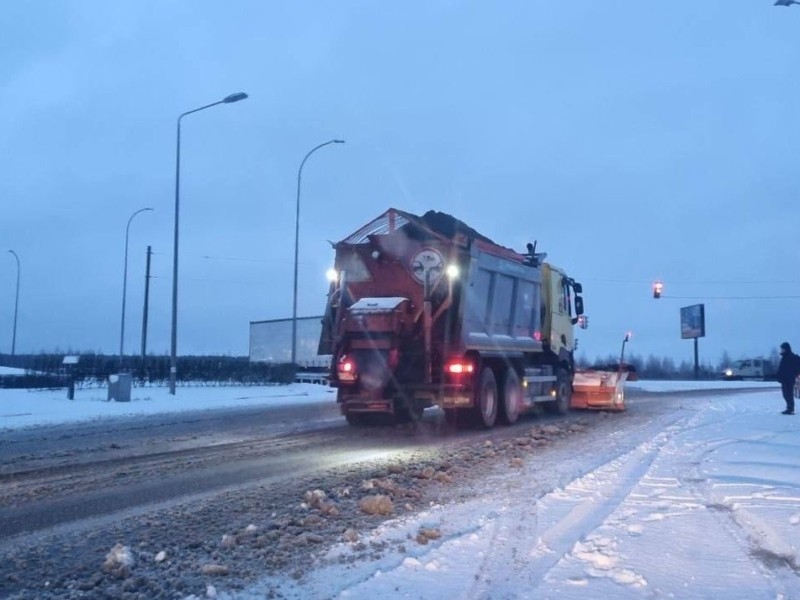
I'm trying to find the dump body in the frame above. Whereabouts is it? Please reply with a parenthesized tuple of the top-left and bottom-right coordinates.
(320, 208, 586, 427)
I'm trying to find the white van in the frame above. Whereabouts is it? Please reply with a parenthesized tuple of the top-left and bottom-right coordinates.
(722, 358, 770, 381)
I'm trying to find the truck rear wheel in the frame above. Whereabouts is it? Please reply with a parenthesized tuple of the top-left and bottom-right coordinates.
(547, 369, 572, 415)
(473, 367, 498, 428)
(499, 368, 522, 425)
(345, 412, 368, 427)
(395, 398, 424, 423)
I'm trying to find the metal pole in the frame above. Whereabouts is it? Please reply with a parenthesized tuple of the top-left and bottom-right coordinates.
(170, 116, 183, 394)
(8, 250, 20, 356)
(169, 93, 248, 395)
(291, 139, 345, 364)
(140, 245, 152, 372)
(120, 208, 153, 370)
(694, 338, 699, 380)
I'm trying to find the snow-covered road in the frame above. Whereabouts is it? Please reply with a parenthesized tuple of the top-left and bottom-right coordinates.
(256, 389, 799, 600)
(2, 382, 796, 599)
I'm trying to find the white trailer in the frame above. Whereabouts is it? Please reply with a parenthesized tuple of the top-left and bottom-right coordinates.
(249, 316, 330, 369)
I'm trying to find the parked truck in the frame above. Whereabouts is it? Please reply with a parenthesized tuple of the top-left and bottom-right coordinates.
(318, 208, 590, 427)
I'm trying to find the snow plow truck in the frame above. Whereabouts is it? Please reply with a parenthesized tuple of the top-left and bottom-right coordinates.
(318, 208, 614, 428)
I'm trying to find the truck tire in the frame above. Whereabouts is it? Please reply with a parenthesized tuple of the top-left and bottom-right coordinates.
(547, 369, 572, 415)
(395, 398, 424, 423)
(499, 368, 522, 425)
(473, 367, 498, 428)
(345, 412, 368, 427)
(443, 409, 460, 428)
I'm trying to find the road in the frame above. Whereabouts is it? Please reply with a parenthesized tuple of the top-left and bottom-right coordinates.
(0, 387, 770, 599)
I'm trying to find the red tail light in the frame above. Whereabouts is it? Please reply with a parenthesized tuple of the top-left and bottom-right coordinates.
(338, 355, 357, 382)
(445, 361, 474, 375)
(388, 348, 400, 369)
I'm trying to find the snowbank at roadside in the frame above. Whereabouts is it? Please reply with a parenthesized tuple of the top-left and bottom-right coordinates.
(628, 379, 776, 393)
(0, 383, 335, 430)
(0, 366, 27, 376)
(0, 378, 779, 432)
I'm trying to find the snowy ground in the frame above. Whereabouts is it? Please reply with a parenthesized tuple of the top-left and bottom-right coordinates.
(239, 388, 799, 600)
(0, 383, 335, 430)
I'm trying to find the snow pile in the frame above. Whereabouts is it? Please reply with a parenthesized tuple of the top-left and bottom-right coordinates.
(102, 544, 135, 578)
(359, 495, 394, 516)
(201, 564, 229, 576)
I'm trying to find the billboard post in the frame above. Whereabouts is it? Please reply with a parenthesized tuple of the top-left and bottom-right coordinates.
(680, 304, 706, 380)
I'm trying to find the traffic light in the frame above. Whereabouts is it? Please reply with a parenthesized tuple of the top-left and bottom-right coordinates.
(653, 281, 663, 299)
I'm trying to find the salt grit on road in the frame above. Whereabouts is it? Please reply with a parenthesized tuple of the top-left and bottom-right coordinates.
(247, 388, 799, 600)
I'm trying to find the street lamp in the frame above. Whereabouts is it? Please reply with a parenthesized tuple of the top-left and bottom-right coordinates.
(119, 208, 153, 369)
(620, 331, 632, 365)
(291, 139, 345, 364)
(7, 250, 20, 356)
(775, 0, 800, 6)
(169, 92, 248, 394)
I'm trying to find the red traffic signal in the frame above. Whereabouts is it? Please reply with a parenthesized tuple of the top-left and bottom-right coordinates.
(653, 281, 663, 299)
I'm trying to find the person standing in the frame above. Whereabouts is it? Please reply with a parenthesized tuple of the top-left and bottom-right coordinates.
(776, 342, 800, 415)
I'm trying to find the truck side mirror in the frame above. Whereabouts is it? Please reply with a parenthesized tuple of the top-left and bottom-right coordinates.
(573, 282, 583, 294)
(575, 296, 584, 316)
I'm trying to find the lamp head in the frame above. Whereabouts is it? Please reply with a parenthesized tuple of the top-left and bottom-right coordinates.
(223, 92, 249, 103)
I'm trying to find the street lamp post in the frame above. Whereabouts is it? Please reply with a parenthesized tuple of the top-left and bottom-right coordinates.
(620, 331, 632, 365)
(7, 250, 20, 356)
(119, 208, 153, 370)
(170, 92, 248, 395)
(291, 139, 345, 364)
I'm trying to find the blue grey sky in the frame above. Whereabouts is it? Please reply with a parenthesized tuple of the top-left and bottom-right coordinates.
(0, 1, 797, 364)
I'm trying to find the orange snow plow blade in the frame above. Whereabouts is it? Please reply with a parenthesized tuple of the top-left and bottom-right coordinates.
(571, 369, 628, 411)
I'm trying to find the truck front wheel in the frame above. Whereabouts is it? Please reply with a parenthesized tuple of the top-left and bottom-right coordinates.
(547, 369, 572, 415)
(473, 367, 498, 428)
(345, 412, 369, 427)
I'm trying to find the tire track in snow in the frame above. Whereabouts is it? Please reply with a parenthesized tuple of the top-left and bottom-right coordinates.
(677, 411, 800, 589)
(464, 415, 691, 598)
(538, 399, 795, 599)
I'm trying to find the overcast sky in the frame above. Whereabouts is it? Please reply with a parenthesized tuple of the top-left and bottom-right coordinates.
(0, 1, 798, 365)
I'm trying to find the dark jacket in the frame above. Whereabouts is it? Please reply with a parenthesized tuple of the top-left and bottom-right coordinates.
(777, 351, 800, 385)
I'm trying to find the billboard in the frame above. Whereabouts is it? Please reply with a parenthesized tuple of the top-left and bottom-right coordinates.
(680, 304, 705, 339)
